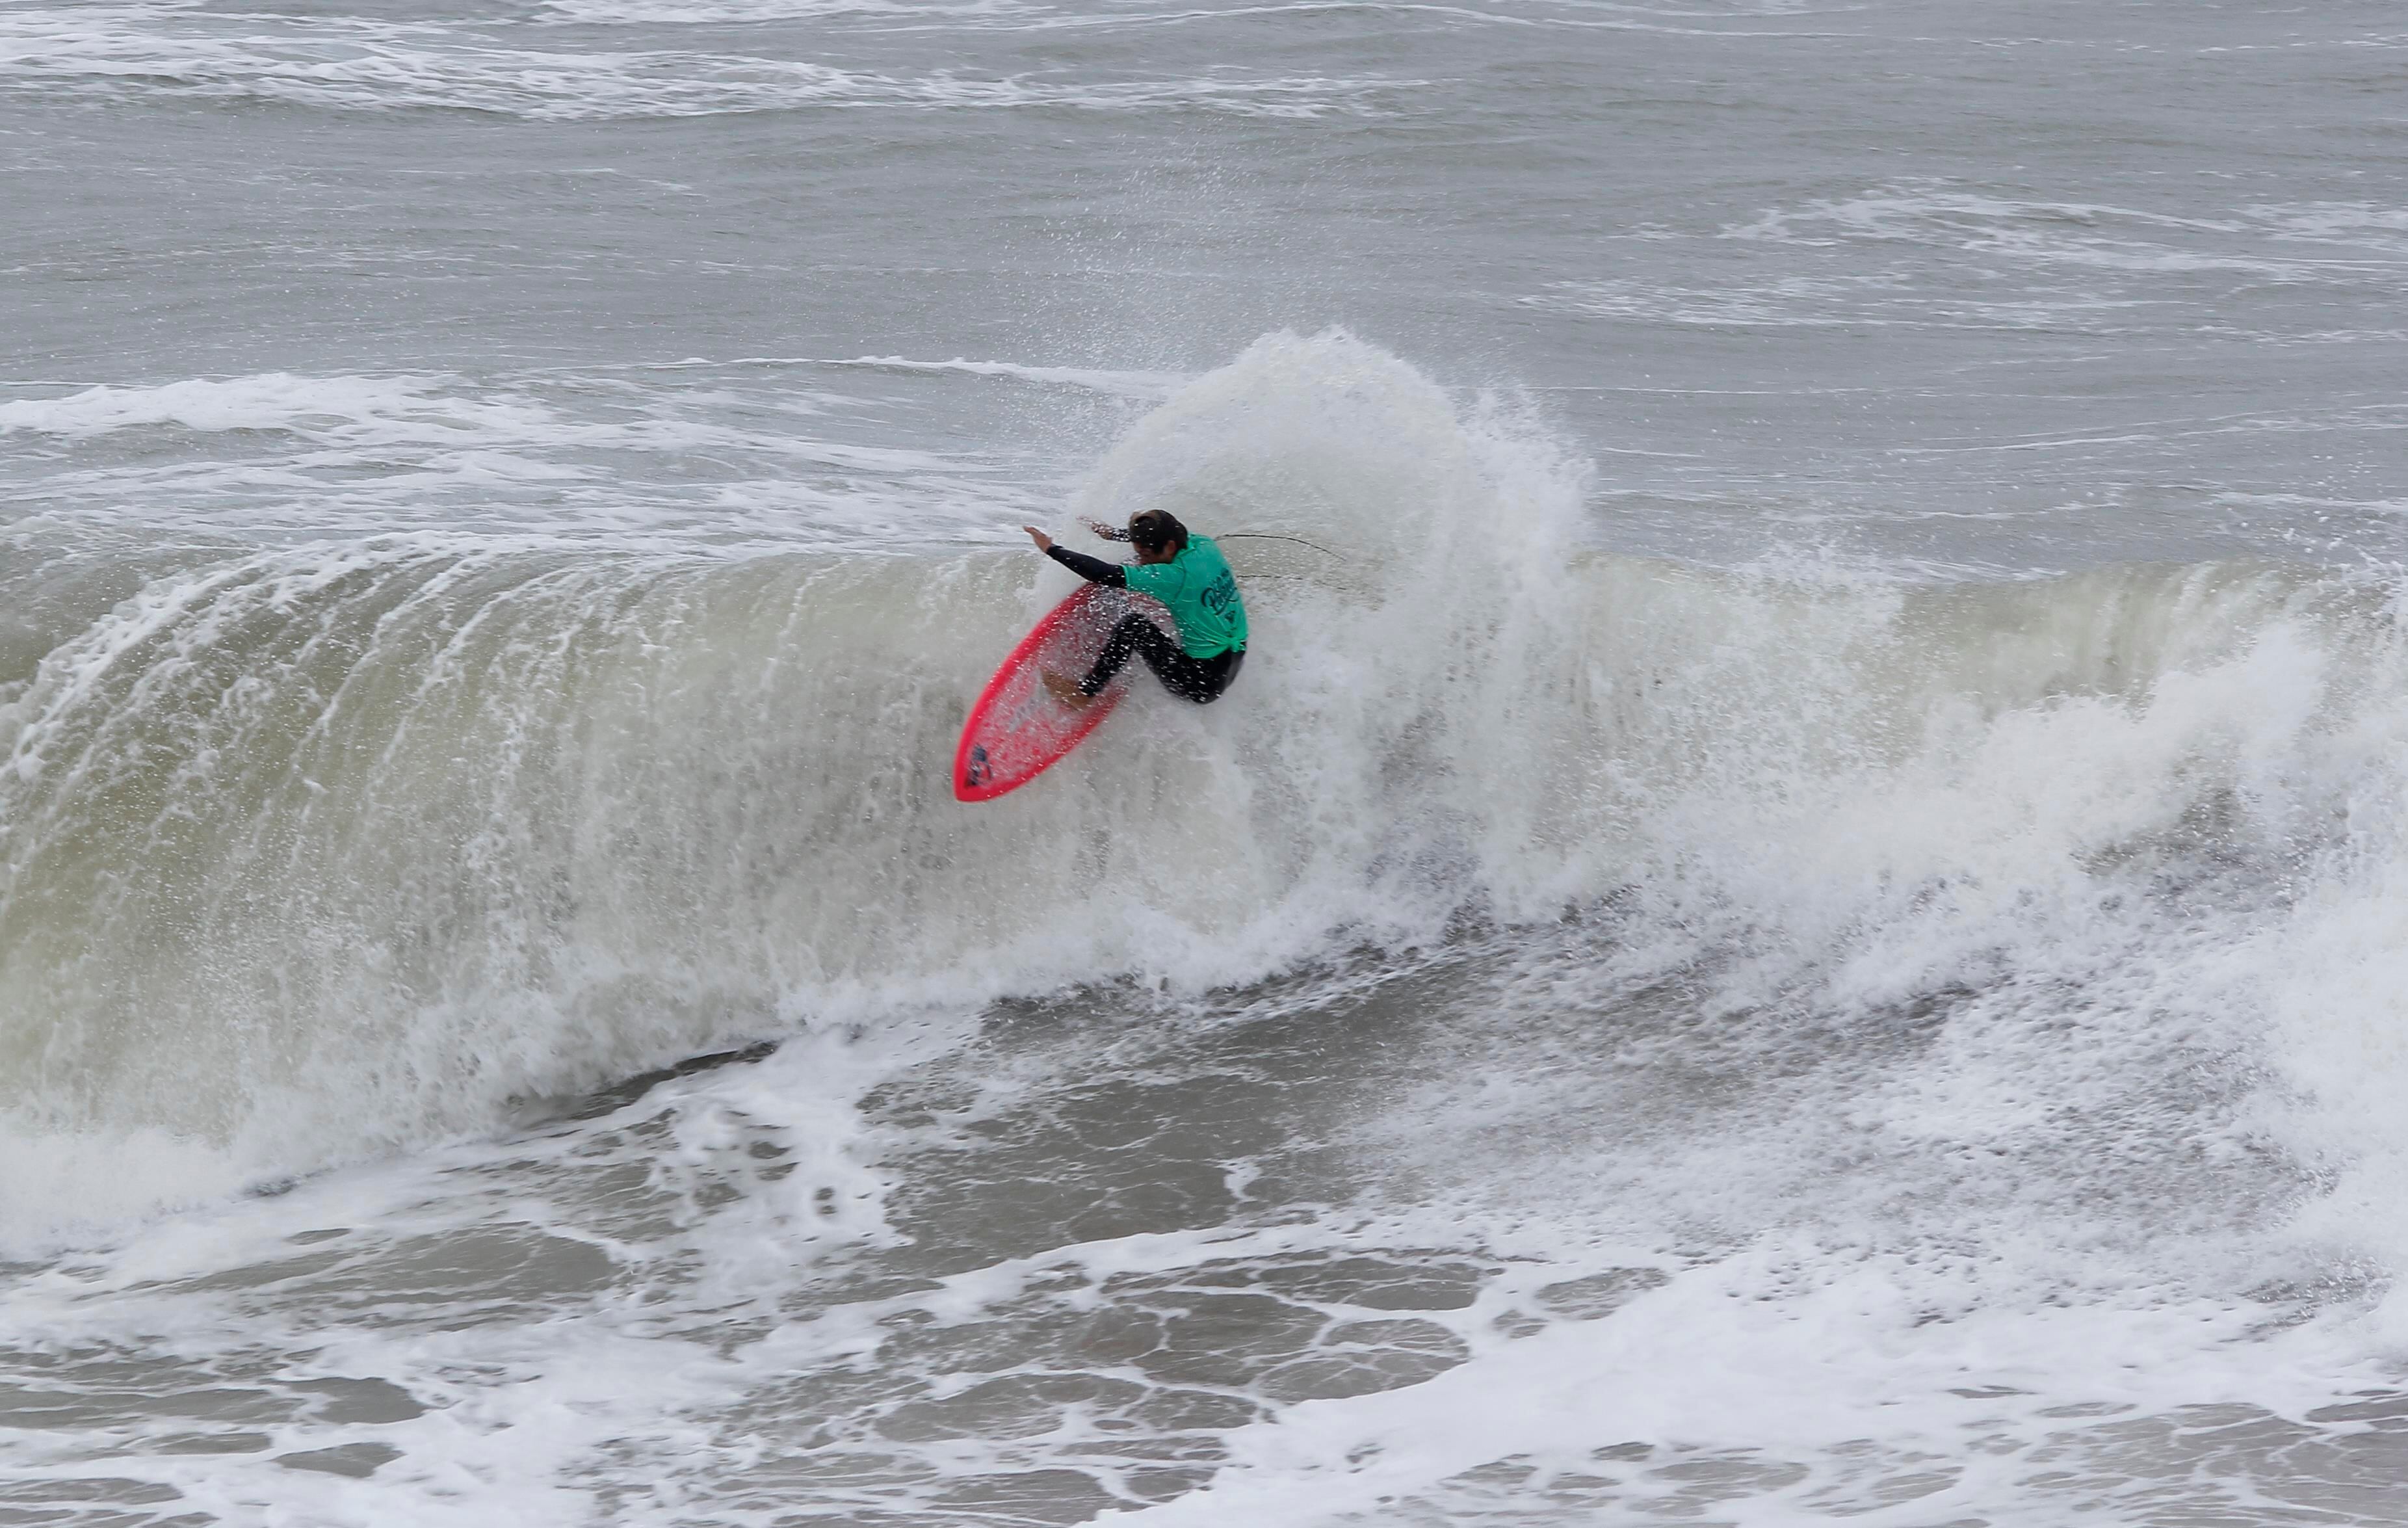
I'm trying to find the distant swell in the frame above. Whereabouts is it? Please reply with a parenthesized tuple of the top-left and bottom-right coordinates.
(0, 10, 1410, 120)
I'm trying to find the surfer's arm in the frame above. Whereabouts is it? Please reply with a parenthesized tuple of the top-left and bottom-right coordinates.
(1045, 545, 1129, 588)
(1081, 517, 1131, 542)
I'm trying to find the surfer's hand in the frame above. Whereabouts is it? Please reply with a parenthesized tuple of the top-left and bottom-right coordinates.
(1023, 526, 1053, 553)
(1082, 517, 1125, 541)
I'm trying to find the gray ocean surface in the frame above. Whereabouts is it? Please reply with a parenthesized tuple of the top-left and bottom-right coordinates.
(8, 1, 2408, 1523)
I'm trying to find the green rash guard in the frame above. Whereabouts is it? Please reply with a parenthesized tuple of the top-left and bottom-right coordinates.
(1121, 536, 1249, 658)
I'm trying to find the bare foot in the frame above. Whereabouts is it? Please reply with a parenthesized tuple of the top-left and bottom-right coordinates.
(1042, 671, 1095, 709)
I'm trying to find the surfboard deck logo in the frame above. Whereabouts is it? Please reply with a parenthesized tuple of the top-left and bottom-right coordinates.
(953, 584, 1171, 802)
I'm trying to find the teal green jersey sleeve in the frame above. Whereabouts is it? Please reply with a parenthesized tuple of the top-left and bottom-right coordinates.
(1123, 536, 1248, 658)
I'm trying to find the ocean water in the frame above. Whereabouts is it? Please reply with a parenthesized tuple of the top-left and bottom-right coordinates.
(9, 0, 2408, 1522)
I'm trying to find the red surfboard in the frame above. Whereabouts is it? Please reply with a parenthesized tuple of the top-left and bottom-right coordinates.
(953, 585, 1169, 802)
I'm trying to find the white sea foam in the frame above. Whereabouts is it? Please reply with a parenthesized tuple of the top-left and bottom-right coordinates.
(1101, 1257, 2382, 1527)
(0, 372, 545, 440)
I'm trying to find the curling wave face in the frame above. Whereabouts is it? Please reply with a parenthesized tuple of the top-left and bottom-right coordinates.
(10, 334, 2408, 1523)
(4, 331, 2407, 1255)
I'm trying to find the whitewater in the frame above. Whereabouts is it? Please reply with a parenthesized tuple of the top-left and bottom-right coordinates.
(10, 0, 2408, 1523)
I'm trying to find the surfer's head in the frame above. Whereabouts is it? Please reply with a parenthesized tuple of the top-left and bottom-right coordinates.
(1127, 510, 1187, 563)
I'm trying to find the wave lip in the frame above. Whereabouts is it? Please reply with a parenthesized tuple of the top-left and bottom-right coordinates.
(807, 354, 1186, 399)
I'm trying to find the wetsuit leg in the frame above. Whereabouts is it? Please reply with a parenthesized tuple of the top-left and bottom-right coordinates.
(1079, 614, 1178, 695)
(1080, 616, 1244, 704)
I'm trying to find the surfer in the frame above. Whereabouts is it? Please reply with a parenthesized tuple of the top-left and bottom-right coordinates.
(1020, 510, 1247, 709)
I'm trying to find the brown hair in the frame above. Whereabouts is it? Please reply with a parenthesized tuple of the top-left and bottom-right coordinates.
(1127, 510, 1188, 553)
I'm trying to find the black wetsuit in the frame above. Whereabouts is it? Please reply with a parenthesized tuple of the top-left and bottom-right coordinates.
(1045, 544, 1246, 703)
